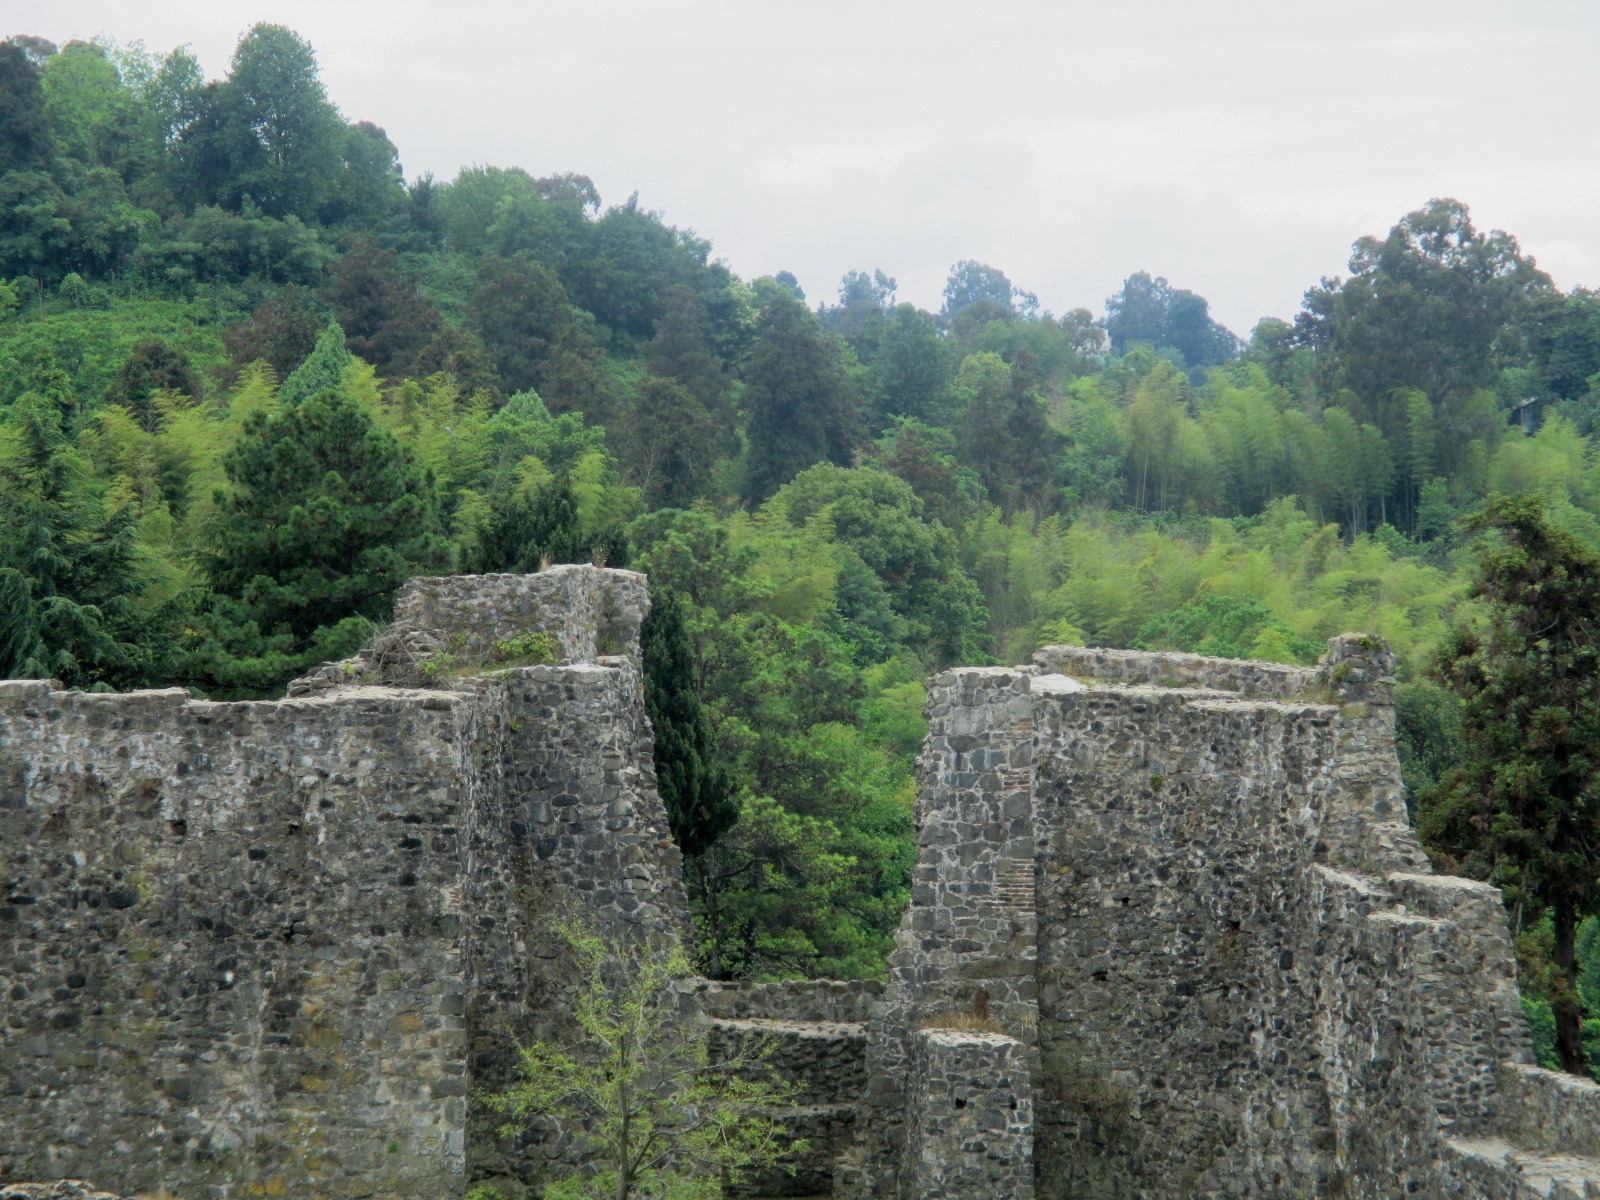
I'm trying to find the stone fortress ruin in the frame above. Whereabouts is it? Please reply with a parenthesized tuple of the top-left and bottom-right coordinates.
(3, 567, 1600, 1198)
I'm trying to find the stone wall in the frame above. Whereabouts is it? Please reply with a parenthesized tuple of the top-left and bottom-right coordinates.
(1032, 645, 1312, 700)
(7, 592, 1589, 1199)
(846, 634, 1577, 1199)
(1033, 685, 1343, 1197)
(464, 658, 691, 1188)
(289, 566, 650, 695)
(841, 666, 1041, 1198)
(695, 980, 883, 1025)
(0, 681, 476, 1198)
(0, 568, 689, 1200)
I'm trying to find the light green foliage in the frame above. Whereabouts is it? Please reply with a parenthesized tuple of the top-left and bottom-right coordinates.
(1134, 594, 1323, 664)
(486, 922, 802, 1199)
(492, 630, 556, 667)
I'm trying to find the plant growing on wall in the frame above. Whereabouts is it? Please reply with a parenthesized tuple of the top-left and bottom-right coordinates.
(486, 921, 802, 1200)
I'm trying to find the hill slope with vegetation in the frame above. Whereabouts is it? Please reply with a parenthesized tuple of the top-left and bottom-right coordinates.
(8, 26, 1600, 1051)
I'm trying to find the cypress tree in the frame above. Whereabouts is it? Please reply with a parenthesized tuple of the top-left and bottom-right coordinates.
(641, 582, 737, 859)
(278, 322, 352, 406)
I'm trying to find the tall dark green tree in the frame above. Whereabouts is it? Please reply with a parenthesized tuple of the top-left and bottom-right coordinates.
(106, 338, 200, 432)
(1424, 494, 1600, 1076)
(625, 376, 718, 509)
(942, 259, 1016, 317)
(869, 303, 953, 429)
(741, 283, 860, 505)
(201, 388, 447, 691)
(642, 582, 737, 859)
(1295, 199, 1548, 443)
(1106, 270, 1239, 370)
(537, 324, 624, 427)
(465, 473, 626, 575)
(214, 24, 344, 220)
(0, 40, 55, 174)
(224, 285, 325, 380)
(645, 284, 730, 424)
(323, 119, 406, 227)
(955, 349, 1061, 515)
(323, 239, 442, 378)
(468, 255, 575, 394)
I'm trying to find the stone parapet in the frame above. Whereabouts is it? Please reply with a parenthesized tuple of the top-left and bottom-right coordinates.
(289, 565, 649, 694)
(1495, 1063, 1600, 1160)
(1032, 644, 1311, 699)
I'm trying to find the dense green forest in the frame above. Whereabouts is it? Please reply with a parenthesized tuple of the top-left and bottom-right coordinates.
(8, 25, 1600, 1052)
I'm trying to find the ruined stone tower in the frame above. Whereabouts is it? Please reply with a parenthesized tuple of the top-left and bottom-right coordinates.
(839, 636, 1600, 1198)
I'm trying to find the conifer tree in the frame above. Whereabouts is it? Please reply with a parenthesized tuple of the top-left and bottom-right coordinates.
(466, 473, 625, 574)
(1426, 494, 1600, 1076)
(200, 388, 446, 690)
(642, 581, 737, 859)
(278, 321, 352, 406)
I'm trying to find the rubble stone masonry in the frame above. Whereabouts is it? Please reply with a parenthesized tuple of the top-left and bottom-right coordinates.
(6, 572, 1599, 1198)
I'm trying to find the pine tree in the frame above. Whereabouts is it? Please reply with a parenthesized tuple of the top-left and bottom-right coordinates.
(200, 387, 446, 690)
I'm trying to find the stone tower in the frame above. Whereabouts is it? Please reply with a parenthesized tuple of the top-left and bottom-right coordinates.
(840, 636, 1600, 1198)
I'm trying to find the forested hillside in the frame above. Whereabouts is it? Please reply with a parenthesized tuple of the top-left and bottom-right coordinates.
(8, 26, 1600, 1030)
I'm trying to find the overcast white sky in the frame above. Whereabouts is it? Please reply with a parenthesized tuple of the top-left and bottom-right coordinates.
(11, 0, 1600, 335)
